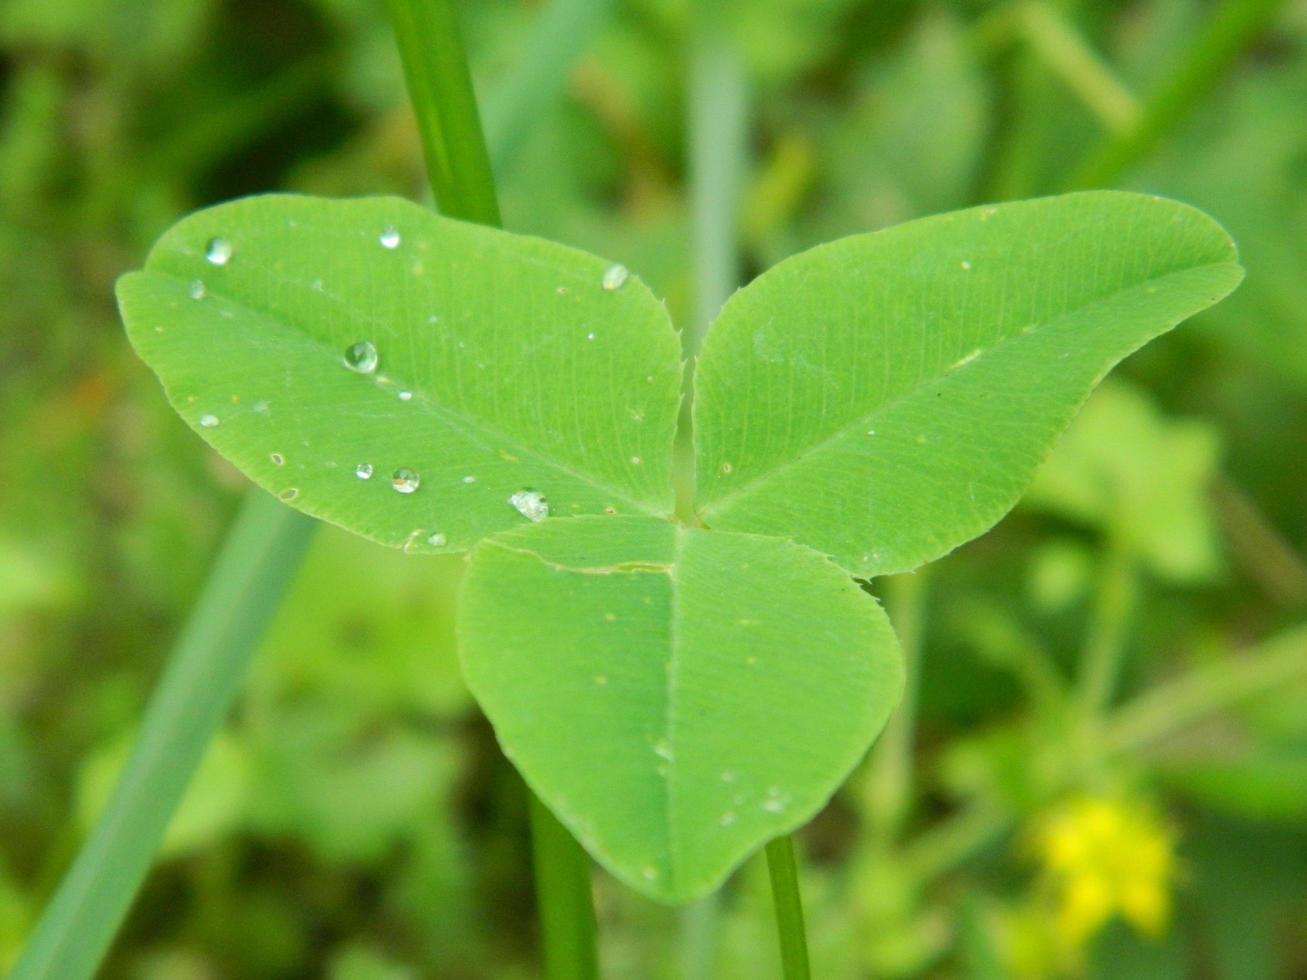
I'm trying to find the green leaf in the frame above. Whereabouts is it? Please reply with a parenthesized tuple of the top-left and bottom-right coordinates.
(116, 194, 682, 554)
(1024, 380, 1222, 583)
(693, 191, 1243, 577)
(458, 515, 901, 903)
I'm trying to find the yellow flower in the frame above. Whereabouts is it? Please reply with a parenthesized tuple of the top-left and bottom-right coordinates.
(1030, 794, 1177, 947)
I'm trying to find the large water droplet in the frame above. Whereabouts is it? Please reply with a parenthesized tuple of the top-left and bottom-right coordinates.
(392, 468, 421, 494)
(188, 280, 206, 300)
(270, 452, 285, 467)
(198, 414, 219, 428)
(204, 237, 232, 265)
(355, 463, 373, 480)
(602, 263, 629, 291)
(343, 341, 379, 374)
(379, 225, 401, 249)
(397, 390, 413, 402)
(509, 489, 549, 522)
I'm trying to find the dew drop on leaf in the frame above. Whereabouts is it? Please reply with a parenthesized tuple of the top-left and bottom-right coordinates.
(509, 489, 549, 522)
(719, 811, 736, 827)
(397, 390, 413, 401)
(204, 237, 232, 265)
(379, 225, 401, 249)
(188, 280, 206, 300)
(601, 263, 629, 291)
(392, 468, 421, 494)
(355, 463, 373, 480)
(279, 487, 299, 502)
(427, 532, 447, 547)
(652, 739, 674, 762)
(270, 452, 285, 466)
(198, 414, 219, 428)
(343, 341, 379, 374)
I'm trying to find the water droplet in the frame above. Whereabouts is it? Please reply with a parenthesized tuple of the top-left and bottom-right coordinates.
(427, 532, 447, 547)
(204, 237, 232, 265)
(719, 811, 736, 827)
(402, 529, 423, 554)
(397, 390, 413, 401)
(392, 468, 421, 494)
(602, 263, 629, 291)
(188, 279, 206, 300)
(462, 475, 477, 484)
(652, 739, 674, 762)
(379, 225, 401, 249)
(763, 799, 785, 813)
(586, 332, 596, 341)
(198, 414, 219, 428)
(427, 313, 439, 324)
(355, 463, 373, 480)
(642, 866, 658, 880)
(960, 259, 973, 271)
(509, 489, 549, 522)
(343, 341, 379, 374)
(629, 456, 642, 465)
(270, 452, 285, 466)
(866, 429, 876, 436)
(279, 487, 300, 502)
(763, 787, 788, 813)
(719, 462, 733, 475)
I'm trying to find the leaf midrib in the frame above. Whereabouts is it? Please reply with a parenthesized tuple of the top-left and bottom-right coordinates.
(697, 260, 1237, 519)
(150, 270, 669, 519)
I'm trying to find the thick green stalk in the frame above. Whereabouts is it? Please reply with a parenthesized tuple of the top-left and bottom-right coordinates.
(11, 494, 315, 980)
(1065, 0, 1289, 188)
(529, 794, 599, 980)
(384, 0, 501, 224)
(765, 836, 812, 980)
(384, 2, 599, 974)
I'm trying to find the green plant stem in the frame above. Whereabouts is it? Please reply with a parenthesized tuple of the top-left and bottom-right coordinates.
(765, 836, 812, 980)
(865, 571, 927, 840)
(482, 0, 615, 177)
(529, 793, 599, 980)
(1076, 534, 1136, 725)
(10, 494, 315, 980)
(675, 18, 749, 968)
(687, 17, 748, 357)
(384, 0, 501, 224)
(1065, 0, 1289, 188)
(1105, 622, 1307, 754)
(384, 2, 599, 973)
(1015, 2, 1139, 133)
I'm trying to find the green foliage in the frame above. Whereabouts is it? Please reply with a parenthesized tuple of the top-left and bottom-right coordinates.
(117, 194, 683, 553)
(460, 515, 900, 901)
(694, 192, 1242, 577)
(7, 0, 1307, 975)
(115, 186, 1239, 907)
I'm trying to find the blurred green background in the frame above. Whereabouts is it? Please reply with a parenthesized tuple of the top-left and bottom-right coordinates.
(3, 0, 1307, 976)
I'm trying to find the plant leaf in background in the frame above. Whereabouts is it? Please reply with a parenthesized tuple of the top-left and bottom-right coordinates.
(694, 191, 1243, 578)
(458, 515, 902, 903)
(1025, 379, 1222, 583)
(116, 194, 682, 554)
